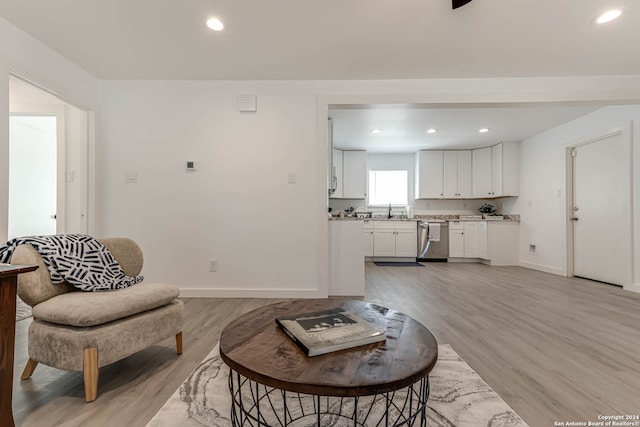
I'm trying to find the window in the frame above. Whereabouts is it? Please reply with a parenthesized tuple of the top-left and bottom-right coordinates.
(368, 170, 408, 206)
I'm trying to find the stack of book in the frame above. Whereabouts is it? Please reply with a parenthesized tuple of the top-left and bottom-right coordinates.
(276, 308, 386, 357)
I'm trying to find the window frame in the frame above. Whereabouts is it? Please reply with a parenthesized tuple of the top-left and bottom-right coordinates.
(367, 169, 409, 207)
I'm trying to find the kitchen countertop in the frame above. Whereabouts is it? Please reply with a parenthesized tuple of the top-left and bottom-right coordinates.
(329, 214, 520, 222)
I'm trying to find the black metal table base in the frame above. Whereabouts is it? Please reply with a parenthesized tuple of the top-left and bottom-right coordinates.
(228, 371, 430, 427)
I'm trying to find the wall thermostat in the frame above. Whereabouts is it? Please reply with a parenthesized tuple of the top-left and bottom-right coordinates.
(186, 161, 196, 171)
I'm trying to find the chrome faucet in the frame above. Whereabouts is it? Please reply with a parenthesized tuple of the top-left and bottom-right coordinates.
(388, 203, 392, 218)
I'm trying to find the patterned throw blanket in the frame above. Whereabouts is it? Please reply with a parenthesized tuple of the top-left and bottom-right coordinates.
(0, 234, 144, 292)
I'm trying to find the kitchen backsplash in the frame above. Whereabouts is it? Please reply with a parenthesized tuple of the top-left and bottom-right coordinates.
(329, 197, 518, 217)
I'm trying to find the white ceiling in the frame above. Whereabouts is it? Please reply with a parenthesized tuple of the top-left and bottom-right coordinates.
(330, 104, 603, 153)
(1, 1, 635, 152)
(0, 0, 638, 80)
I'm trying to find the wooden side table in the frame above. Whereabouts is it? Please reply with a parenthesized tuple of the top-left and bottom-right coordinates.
(1, 264, 38, 427)
(220, 299, 438, 426)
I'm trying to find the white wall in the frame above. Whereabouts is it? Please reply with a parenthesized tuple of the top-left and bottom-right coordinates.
(0, 17, 99, 242)
(5, 13, 640, 297)
(98, 81, 324, 297)
(514, 105, 640, 293)
(98, 78, 640, 298)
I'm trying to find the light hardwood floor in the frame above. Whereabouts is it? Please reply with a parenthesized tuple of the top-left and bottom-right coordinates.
(12, 262, 640, 427)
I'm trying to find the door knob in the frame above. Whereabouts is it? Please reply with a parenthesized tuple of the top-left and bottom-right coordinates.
(570, 217, 579, 221)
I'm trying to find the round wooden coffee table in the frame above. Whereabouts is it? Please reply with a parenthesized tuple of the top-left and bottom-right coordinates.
(219, 299, 438, 426)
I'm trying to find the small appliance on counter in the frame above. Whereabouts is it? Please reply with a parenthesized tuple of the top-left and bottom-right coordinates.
(356, 212, 372, 218)
(417, 221, 449, 261)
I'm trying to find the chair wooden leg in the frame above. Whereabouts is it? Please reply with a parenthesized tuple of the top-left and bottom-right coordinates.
(176, 332, 183, 355)
(20, 358, 38, 380)
(83, 348, 99, 403)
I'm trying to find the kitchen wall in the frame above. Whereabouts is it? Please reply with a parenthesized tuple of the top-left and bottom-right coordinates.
(329, 152, 509, 216)
(515, 105, 640, 293)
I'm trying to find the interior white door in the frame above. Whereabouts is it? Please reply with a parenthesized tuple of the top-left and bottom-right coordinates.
(7, 112, 65, 239)
(572, 131, 630, 286)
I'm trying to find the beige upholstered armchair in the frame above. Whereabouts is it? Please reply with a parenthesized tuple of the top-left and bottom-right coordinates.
(11, 237, 183, 402)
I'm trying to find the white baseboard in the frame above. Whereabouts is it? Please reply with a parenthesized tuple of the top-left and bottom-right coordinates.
(179, 288, 327, 299)
(519, 261, 565, 276)
(624, 283, 640, 294)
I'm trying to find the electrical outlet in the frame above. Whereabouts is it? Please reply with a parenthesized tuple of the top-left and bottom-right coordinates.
(124, 172, 138, 183)
(529, 244, 536, 254)
(209, 259, 217, 272)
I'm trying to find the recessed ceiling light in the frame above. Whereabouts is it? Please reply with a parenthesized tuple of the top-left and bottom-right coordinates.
(426, 128, 437, 134)
(206, 17, 224, 31)
(594, 9, 623, 24)
(479, 128, 490, 133)
(371, 129, 382, 134)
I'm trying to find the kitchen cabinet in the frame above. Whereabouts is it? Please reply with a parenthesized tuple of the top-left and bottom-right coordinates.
(463, 221, 488, 258)
(472, 142, 519, 198)
(472, 147, 492, 198)
(363, 220, 374, 257)
(330, 150, 367, 199)
(415, 150, 444, 199)
(449, 221, 488, 258)
(373, 221, 417, 257)
(443, 150, 472, 198)
(330, 148, 343, 198)
(448, 222, 465, 257)
(342, 151, 367, 199)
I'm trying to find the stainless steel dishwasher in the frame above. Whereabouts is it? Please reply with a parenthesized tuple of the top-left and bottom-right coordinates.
(417, 221, 449, 261)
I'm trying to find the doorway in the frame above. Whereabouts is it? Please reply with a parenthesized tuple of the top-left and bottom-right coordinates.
(8, 113, 61, 238)
(567, 127, 632, 287)
(7, 74, 91, 240)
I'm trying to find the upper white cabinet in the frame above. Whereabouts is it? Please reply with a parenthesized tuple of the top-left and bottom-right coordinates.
(342, 151, 367, 199)
(330, 148, 343, 199)
(331, 150, 367, 199)
(415, 150, 444, 199)
(472, 142, 519, 198)
(443, 151, 472, 198)
(472, 147, 492, 198)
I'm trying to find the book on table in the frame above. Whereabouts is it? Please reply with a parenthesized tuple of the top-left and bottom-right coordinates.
(275, 307, 386, 357)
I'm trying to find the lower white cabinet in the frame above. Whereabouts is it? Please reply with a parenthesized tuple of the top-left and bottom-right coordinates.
(449, 221, 488, 258)
(373, 221, 418, 258)
(449, 222, 465, 257)
(363, 220, 374, 257)
(463, 221, 488, 258)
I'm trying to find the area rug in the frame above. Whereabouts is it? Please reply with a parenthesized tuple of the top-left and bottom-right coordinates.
(16, 295, 32, 321)
(147, 344, 529, 427)
(373, 262, 424, 267)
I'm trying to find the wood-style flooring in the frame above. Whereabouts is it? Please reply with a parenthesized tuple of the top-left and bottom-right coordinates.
(12, 262, 640, 427)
